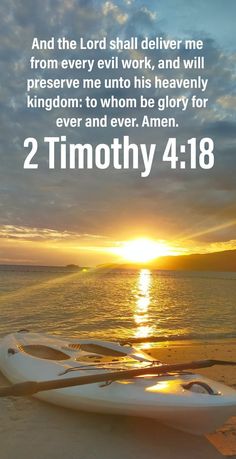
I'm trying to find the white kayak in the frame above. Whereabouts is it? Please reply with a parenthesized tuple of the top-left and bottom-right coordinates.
(0, 330, 236, 435)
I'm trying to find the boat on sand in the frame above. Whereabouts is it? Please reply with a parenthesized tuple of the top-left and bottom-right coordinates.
(0, 331, 236, 435)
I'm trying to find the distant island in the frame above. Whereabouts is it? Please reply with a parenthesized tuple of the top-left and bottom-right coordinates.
(97, 249, 236, 272)
(0, 250, 235, 273)
(66, 264, 80, 269)
(66, 264, 90, 271)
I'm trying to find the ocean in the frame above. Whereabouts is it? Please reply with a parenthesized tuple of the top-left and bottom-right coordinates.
(0, 265, 235, 342)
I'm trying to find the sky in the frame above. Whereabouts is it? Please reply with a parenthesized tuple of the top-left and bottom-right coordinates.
(0, 0, 236, 266)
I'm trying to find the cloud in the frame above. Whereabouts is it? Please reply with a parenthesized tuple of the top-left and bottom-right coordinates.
(0, 225, 112, 244)
(139, 6, 157, 21)
(217, 95, 236, 110)
(0, 0, 235, 262)
(102, 1, 128, 24)
(123, 0, 134, 5)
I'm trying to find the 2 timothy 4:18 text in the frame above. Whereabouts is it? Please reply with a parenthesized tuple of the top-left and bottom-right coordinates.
(23, 136, 214, 176)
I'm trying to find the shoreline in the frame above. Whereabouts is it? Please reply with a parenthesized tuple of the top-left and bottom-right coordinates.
(138, 336, 236, 347)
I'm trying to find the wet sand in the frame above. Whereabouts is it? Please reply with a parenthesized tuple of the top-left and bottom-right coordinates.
(0, 339, 236, 459)
(149, 339, 236, 388)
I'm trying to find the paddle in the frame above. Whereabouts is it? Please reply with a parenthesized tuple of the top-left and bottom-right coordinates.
(0, 359, 236, 397)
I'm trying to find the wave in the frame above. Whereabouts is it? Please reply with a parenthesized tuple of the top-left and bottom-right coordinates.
(119, 331, 236, 344)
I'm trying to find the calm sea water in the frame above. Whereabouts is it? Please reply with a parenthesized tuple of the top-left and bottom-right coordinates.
(0, 265, 235, 342)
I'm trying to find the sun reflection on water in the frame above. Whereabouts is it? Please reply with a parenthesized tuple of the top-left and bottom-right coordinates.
(134, 269, 153, 342)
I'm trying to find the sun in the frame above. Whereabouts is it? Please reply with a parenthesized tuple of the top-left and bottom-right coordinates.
(116, 238, 172, 263)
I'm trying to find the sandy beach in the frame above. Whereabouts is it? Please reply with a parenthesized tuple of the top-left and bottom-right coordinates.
(0, 339, 235, 459)
(149, 339, 236, 388)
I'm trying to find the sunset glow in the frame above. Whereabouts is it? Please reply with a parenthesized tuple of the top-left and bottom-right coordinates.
(0, 224, 235, 267)
(115, 238, 174, 263)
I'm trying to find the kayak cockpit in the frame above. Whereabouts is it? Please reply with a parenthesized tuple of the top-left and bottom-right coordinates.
(17, 345, 71, 360)
(6, 331, 155, 364)
(14, 339, 154, 366)
(69, 341, 155, 364)
(69, 343, 127, 357)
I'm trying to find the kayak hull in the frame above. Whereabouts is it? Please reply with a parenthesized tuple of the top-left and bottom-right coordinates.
(36, 387, 236, 435)
(0, 331, 236, 435)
